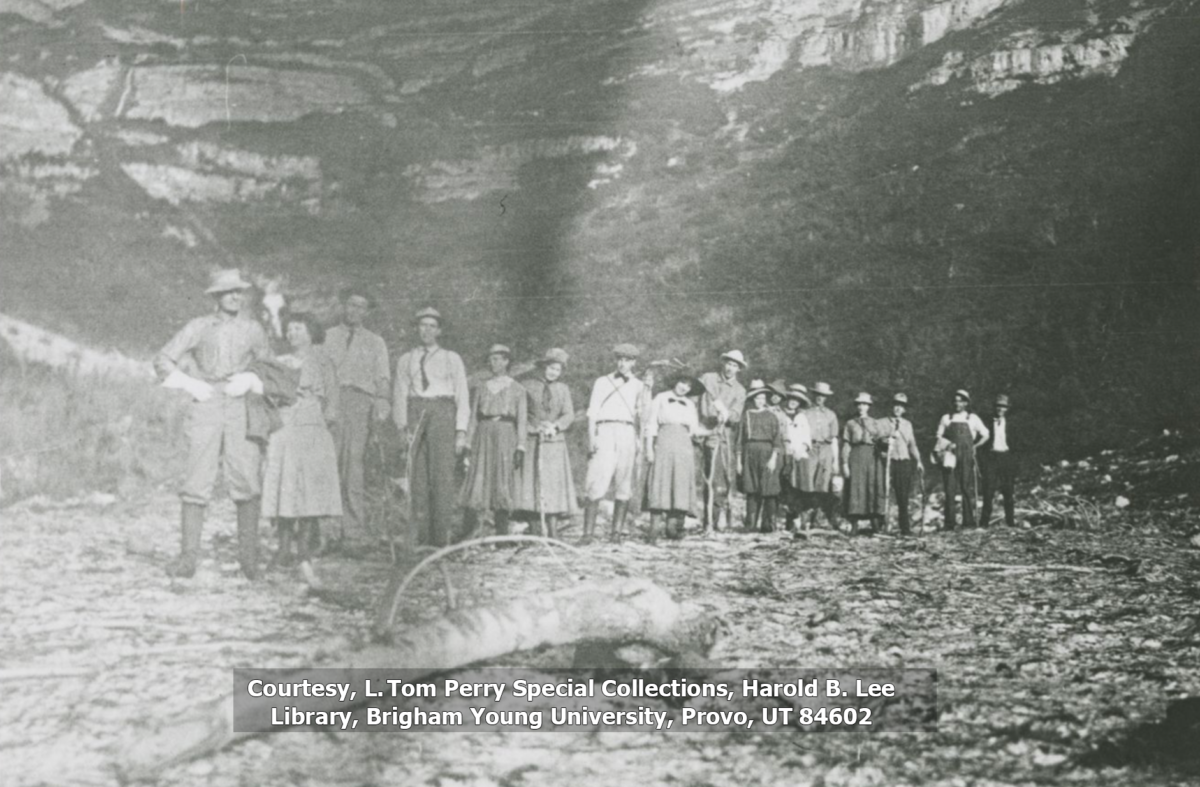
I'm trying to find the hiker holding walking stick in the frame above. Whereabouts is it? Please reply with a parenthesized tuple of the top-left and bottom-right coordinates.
(697, 350, 747, 533)
(513, 348, 578, 537)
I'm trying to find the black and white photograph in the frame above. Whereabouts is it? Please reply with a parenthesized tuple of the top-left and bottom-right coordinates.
(1, 0, 1198, 783)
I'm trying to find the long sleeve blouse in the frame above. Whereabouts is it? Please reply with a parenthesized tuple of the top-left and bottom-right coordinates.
(467, 376, 528, 451)
(645, 390, 700, 441)
(523, 378, 575, 443)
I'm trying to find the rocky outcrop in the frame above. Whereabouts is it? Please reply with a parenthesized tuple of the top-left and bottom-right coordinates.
(0, 72, 80, 159)
(121, 141, 322, 208)
(914, 7, 1169, 95)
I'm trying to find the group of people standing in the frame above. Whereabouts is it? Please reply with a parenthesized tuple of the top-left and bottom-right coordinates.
(154, 268, 1020, 580)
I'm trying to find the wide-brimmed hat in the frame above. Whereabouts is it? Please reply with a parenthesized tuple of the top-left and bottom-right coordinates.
(994, 393, 1010, 407)
(785, 383, 811, 404)
(854, 392, 874, 405)
(719, 350, 747, 369)
(486, 344, 512, 358)
(745, 379, 772, 401)
(892, 392, 909, 405)
(204, 268, 252, 295)
(536, 348, 570, 366)
(768, 379, 789, 398)
(415, 307, 443, 325)
(810, 381, 834, 397)
(954, 389, 971, 402)
(612, 343, 640, 359)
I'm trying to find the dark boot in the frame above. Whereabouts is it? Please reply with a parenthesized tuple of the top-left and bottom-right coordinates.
(274, 519, 296, 568)
(611, 500, 629, 542)
(761, 499, 777, 533)
(494, 510, 510, 537)
(545, 515, 559, 540)
(647, 512, 662, 544)
(296, 518, 316, 565)
(668, 514, 685, 540)
(236, 498, 261, 580)
(745, 495, 761, 531)
(167, 502, 205, 578)
(582, 501, 599, 543)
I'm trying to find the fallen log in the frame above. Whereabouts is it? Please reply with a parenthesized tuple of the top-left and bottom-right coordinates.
(120, 578, 721, 781)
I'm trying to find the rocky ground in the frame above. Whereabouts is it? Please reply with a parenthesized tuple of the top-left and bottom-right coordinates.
(2, 432, 1198, 786)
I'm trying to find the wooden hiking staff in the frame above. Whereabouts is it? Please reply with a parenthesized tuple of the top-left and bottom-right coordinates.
(403, 409, 430, 553)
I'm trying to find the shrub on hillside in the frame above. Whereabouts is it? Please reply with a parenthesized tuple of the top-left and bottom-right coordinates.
(0, 349, 186, 503)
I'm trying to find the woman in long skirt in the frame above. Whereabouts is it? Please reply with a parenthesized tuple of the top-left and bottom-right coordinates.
(262, 313, 343, 566)
(513, 348, 578, 537)
(738, 380, 784, 532)
(461, 344, 528, 536)
(644, 371, 702, 542)
(841, 392, 887, 535)
(935, 389, 989, 530)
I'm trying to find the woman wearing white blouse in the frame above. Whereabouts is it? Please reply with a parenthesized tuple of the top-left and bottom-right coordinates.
(644, 372, 702, 542)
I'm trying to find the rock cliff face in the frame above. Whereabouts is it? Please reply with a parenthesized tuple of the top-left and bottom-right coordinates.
(1, 0, 1197, 452)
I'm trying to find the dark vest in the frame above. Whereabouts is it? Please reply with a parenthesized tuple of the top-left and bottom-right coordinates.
(980, 415, 1014, 452)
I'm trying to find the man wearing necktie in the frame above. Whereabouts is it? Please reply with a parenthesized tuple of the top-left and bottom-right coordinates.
(979, 393, 1016, 527)
(393, 307, 470, 547)
(584, 343, 648, 542)
(323, 288, 390, 548)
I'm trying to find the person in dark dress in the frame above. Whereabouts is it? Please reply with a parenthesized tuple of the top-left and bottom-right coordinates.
(841, 393, 887, 535)
(979, 393, 1016, 527)
(935, 389, 990, 530)
(461, 344, 528, 537)
(738, 381, 784, 533)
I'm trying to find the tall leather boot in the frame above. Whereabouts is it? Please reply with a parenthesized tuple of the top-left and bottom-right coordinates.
(494, 510, 510, 537)
(745, 495, 760, 531)
(582, 501, 598, 543)
(236, 497, 261, 580)
(167, 502, 205, 578)
(610, 500, 629, 542)
(668, 514, 685, 541)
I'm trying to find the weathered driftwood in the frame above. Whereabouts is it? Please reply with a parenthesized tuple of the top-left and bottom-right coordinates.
(120, 578, 721, 781)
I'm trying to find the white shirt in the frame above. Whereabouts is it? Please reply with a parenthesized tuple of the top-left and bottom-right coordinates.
(991, 417, 1009, 451)
(936, 412, 989, 443)
(587, 373, 647, 425)
(785, 410, 812, 460)
(645, 390, 700, 439)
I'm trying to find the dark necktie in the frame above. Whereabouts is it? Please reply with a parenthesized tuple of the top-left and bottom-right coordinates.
(345, 327, 355, 352)
(542, 382, 553, 416)
(419, 349, 431, 392)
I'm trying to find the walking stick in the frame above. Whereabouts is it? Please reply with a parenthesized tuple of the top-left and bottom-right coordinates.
(918, 462, 928, 536)
(536, 431, 550, 539)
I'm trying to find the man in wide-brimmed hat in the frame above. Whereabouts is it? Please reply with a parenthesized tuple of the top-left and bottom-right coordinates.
(798, 381, 841, 530)
(979, 393, 1016, 527)
(584, 343, 648, 542)
(155, 268, 272, 579)
(324, 285, 391, 548)
(880, 393, 923, 535)
(393, 307, 470, 547)
(696, 350, 747, 532)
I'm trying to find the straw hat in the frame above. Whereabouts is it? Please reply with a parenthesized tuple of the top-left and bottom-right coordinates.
(612, 343, 640, 359)
(536, 348, 570, 366)
(810, 381, 834, 397)
(204, 269, 252, 295)
(719, 350, 748, 369)
(745, 379, 772, 400)
(954, 389, 971, 402)
(854, 392, 874, 405)
(785, 383, 811, 404)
